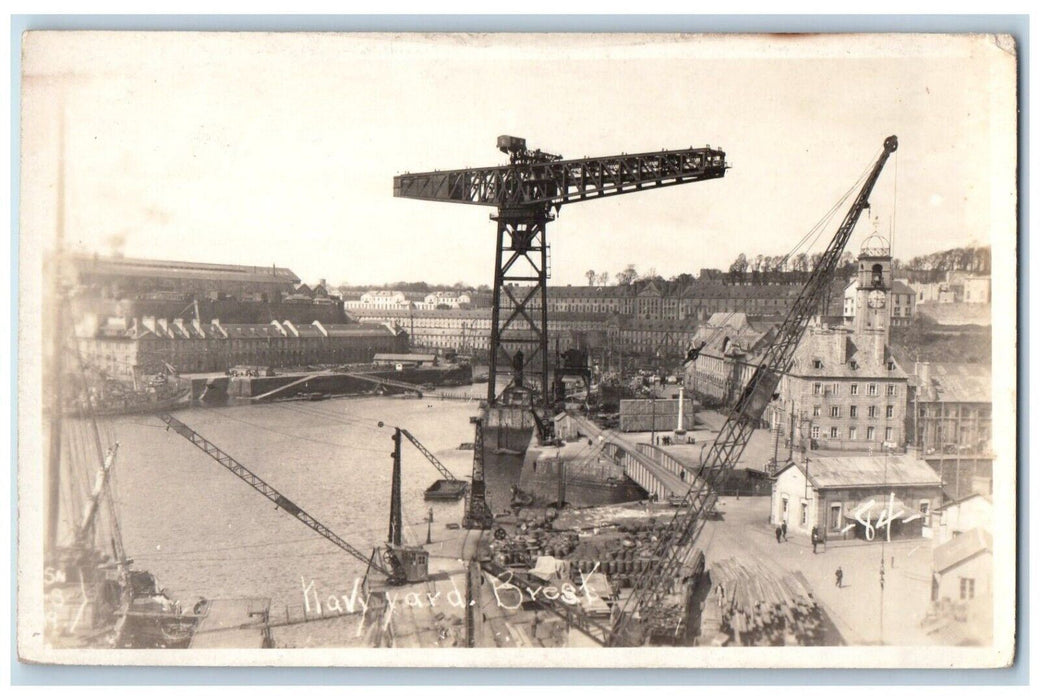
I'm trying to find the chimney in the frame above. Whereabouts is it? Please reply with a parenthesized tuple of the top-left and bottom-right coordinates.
(918, 361, 931, 386)
(833, 328, 846, 365)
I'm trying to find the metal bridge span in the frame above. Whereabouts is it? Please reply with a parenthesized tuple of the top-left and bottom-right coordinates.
(566, 414, 704, 503)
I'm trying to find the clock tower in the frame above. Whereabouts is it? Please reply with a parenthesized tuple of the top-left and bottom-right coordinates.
(854, 232, 893, 339)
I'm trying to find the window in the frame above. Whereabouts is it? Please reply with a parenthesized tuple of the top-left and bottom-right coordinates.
(850, 405, 858, 418)
(919, 500, 931, 527)
(867, 426, 876, 441)
(830, 504, 842, 530)
(849, 426, 858, 440)
(868, 405, 879, 418)
(813, 405, 821, 417)
(830, 426, 839, 439)
(812, 358, 823, 369)
(800, 502, 808, 526)
(887, 384, 897, 397)
(813, 382, 822, 395)
(850, 360, 859, 370)
(868, 383, 878, 396)
(811, 425, 820, 439)
(960, 578, 976, 600)
(885, 427, 894, 442)
(831, 406, 841, 418)
(887, 360, 897, 370)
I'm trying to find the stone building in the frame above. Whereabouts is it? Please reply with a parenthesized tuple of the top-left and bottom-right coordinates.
(771, 454, 943, 541)
(908, 361, 993, 498)
(69, 253, 300, 301)
(77, 317, 406, 378)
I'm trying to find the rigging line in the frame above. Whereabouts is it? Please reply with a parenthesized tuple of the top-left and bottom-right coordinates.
(891, 151, 898, 255)
(769, 148, 880, 270)
(190, 405, 395, 453)
(273, 402, 387, 431)
(127, 534, 328, 558)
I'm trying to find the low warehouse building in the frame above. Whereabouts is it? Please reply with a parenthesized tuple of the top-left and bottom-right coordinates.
(771, 453, 943, 542)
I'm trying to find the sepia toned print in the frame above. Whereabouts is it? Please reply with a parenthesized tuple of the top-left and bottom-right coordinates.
(17, 32, 1017, 667)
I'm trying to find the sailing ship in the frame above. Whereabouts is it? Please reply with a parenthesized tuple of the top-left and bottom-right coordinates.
(43, 287, 199, 649)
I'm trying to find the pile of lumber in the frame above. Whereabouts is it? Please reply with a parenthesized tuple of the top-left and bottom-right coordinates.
(700, 557, 825, 646)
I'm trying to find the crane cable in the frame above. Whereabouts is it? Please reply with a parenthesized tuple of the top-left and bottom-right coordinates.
(690, 150, 879, 356)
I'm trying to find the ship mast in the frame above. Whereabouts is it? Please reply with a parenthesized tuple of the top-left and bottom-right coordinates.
(45, 105, 66, 554)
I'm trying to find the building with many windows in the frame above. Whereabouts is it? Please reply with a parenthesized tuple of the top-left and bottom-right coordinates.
(77, 317, 406, 378)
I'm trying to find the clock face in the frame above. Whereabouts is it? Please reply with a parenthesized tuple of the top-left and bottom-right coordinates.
(867, 289, 887, 309)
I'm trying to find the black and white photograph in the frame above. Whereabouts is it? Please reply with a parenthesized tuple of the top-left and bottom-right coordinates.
(16, 30, 1018, 667)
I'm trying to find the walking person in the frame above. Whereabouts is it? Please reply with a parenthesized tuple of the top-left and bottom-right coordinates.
(811, 526, 820, 554)
(835, 566, 844, 588)
(781, 521, 788, 542)
(775, 525, 783, 544)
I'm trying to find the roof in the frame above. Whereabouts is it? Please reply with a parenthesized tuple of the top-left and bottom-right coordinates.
(691, 312, 776, 356)
(892, 280, 916, 295)
(373, 353, 437, 362)
(776, 454, 943, 489)
(220, 324, 286, 339)
(322, 323, 396, 337)
(915, 363, 991, 403)
(933, 528, 992, 573)
(786, 327, 906, 379)
(70, 254, 300, 285)
(938, 491, 992, 511)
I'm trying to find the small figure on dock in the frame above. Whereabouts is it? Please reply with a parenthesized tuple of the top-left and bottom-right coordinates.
(834, 566, 844, 588)
(781, 522, 788, 542)
(775, 525, 783, 544)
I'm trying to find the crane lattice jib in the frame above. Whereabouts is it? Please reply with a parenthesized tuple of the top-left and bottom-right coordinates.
(158, 413, 391, 577)
(608, 136, 898, 646)
(399, 428, 456, 481)
(393, 147, 726, 211)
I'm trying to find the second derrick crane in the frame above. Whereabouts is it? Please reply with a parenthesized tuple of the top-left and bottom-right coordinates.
(394, 136, 727, 406)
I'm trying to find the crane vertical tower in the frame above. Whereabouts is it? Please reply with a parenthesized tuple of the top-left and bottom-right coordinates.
(394, 136, 727, 405)
(609, 135, 899, 646)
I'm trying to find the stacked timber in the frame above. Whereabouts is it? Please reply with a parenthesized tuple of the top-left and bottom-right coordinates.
(702, 558, 825, 646)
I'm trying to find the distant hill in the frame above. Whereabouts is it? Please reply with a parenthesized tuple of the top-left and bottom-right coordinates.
(890, 319, 991, 367)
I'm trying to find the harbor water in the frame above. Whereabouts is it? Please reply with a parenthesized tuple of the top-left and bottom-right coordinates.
(100, 391, 485, 615)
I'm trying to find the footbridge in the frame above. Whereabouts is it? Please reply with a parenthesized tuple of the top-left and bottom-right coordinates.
(566, 414, 704, 503)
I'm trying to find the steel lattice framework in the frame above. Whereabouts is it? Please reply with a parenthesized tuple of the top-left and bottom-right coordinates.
(394, 139, 727, 404)
(607, 136, 899, 647)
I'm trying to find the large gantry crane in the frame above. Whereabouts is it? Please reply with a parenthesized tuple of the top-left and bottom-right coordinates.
(607, 136, 899, 646)
(394, 136, 727, 407)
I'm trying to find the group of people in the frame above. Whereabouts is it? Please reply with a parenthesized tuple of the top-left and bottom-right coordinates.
(775, 520, 844, 587)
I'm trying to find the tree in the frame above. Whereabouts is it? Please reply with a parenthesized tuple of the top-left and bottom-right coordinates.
(729, 253, 748, 285)
(596, 272, 610, 286)
(616, 264, 638, 286)
(586, 269, 597, 286)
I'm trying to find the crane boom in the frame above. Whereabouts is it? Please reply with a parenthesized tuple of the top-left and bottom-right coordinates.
(157, 413, 391, 577)
(395, 136, 727, 405)
(608, 135, 899, 646)
(399, 428, 456, 481)
(394, 146, 726, 211)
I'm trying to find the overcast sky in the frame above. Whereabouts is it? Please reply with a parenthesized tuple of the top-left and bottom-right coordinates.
(21, 32, 1016, 287)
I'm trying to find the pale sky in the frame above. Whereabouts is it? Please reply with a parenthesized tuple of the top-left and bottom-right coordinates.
(21, 32, 1017, 287)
